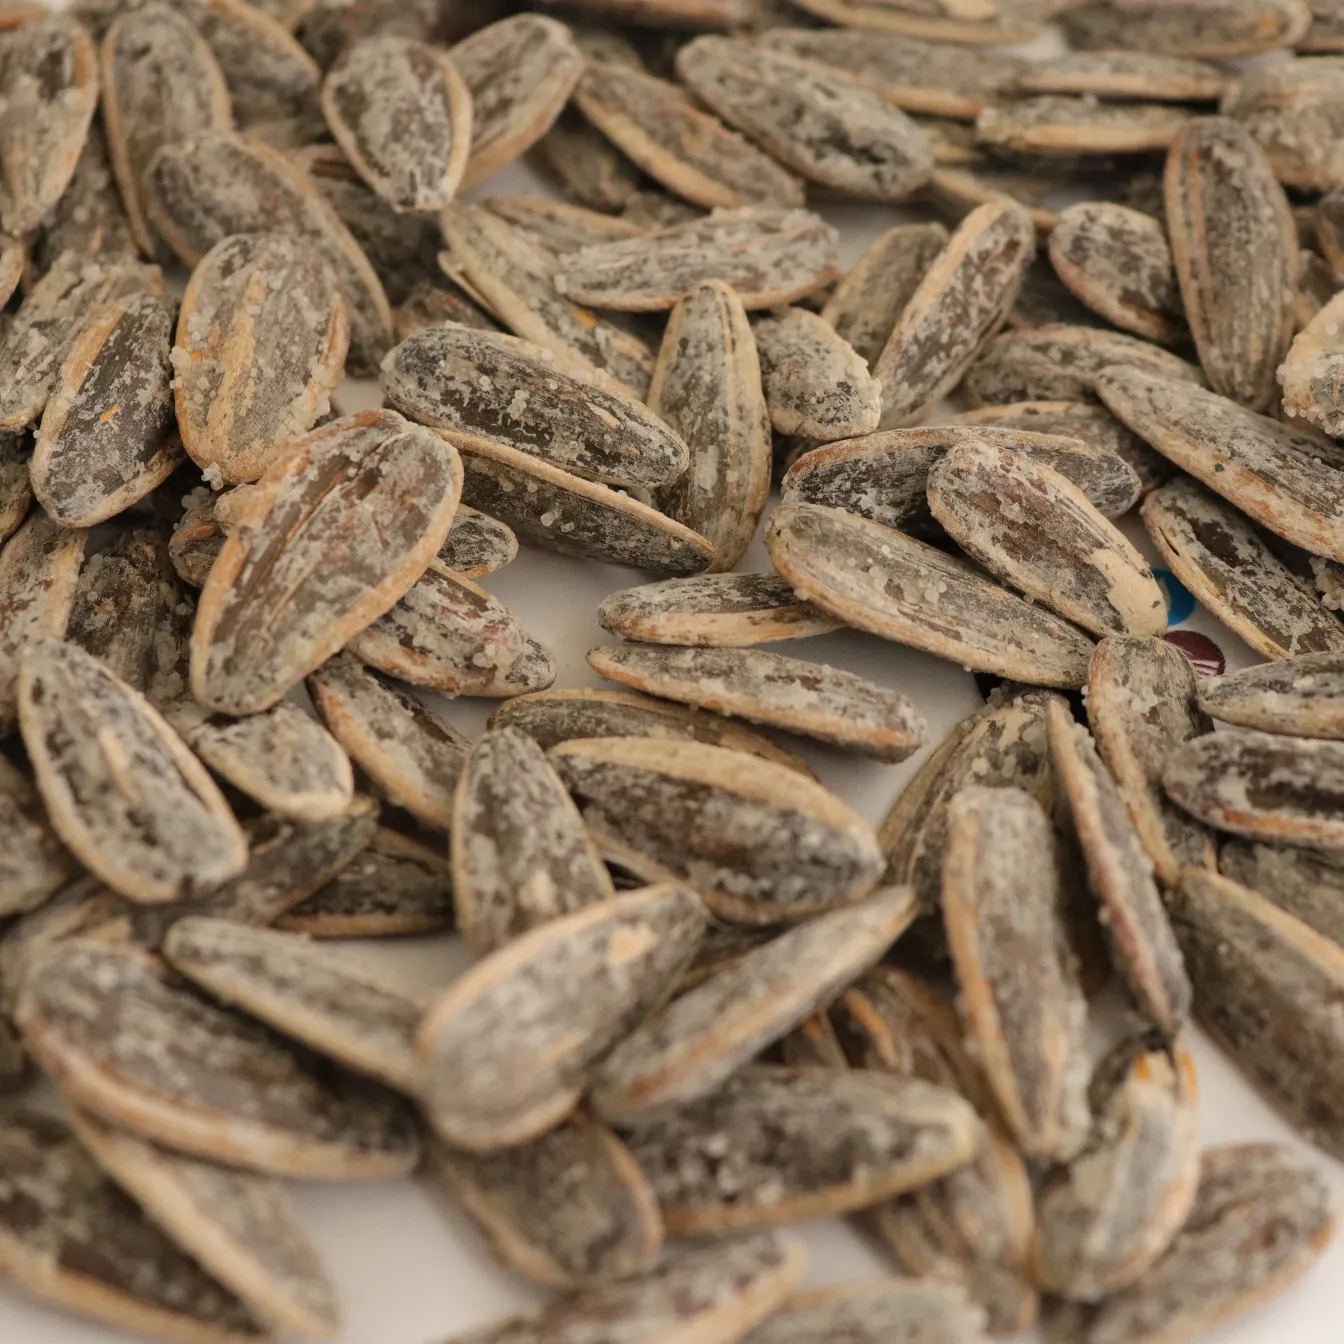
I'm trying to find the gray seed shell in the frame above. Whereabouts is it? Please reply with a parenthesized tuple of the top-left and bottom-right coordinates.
(1012, 50, 1227, 102)
(549, 736, 884, 924)
(589, 886, 916, 1124)
(1199, 651, 1344, 738)
(1061, 0, 1311, 58)
(437, 505, 517, 577)
(33, 122, 136, 275)
(0, 752, 77, 918)
(975, 97, 1189, 157)
(786, 0, 1045, 44)
(415, 884, 708, 1150)
(0, 428, 31, 548)
(1139, 476, 1344, 661)
(1222, 59, 1344, 193)
(1219, 838, 1344, 946)
(622, 1065, 980, 1232)
(1280, 288, 1344, 436)
(531, 108, 641, 214)
(481, 196, 646, 255)
(764, 502, 1095, 689)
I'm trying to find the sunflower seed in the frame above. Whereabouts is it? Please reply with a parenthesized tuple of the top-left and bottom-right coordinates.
(433, 508, 517, 580)
(977, 98, 1189, 157)
(452, 14, 582, 192)
(0, 752, 77, 918)
(0, 1109, 265, 1343)
(550, 737, 884, 923)
(489, 687, 814, 775)
(481, 195, 646, 255)
(927, 162, 1063, 235)
(442, 1232, 807, 1344)
(69, 1108, 338, 1338)
(0, 428, 30, 546)
(1165, 116, 1297, 410)
(1013, 50, 1227, 102)
(31, 120, 136, 274)
(452, 726, 615, 955)
(647, 281, 771, 573)
(553, 207, 840, 312)
(169, 491, 224, 586)
(416, 884, 706, 1149)
(588, 644, 926, 763)
(820, 221, 949, 369)
(780, 1010, 848, 1067)
(1062, 0, 1311, 57)
(1218, 838, 1344, 945)
(942, 786, 1092, 1160)
(1198, 651, 1344, 739)
(173, 231, 349, 486)
(424, 1117, 663, 1288)
(1139, 476, 1344, 660)
(381, 325, 682, 488)
(141, 129, 392, 372)
(965, 324, 1203, 406)
(1086, 636, 1217, 886)
(1280, 288, 1344, 435)
(530, 108, 642, 213)
(590, 886, 915, 1124)
(191, 410, 462, 715)
(765, 502, 1095, 688)
(1048, 1141, 1335, 1344)
(787, 0, 1044, 42)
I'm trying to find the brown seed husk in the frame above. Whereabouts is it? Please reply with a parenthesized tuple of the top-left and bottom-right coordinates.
(1218, 838, 1344, 946)
(549, 736, 884, 924)
(589, 886, 916, 1124)
(764, 502, 1095, 689)
(169, 492, 224, 588)
(1139, 475, 1344, 661)
(1198, 651, 1344, 739)
(415, 885, 707, 1150)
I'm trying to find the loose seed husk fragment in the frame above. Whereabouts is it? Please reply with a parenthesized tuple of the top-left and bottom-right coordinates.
(16, 939, 421, 1178)
(590, 886, 915, 1123)
(1198, 651, 1344, 738)
(550, 737, 884, 923)
(764, 502, 1095, 689)
(1218, 838, 1344, 946)
(1139, 476, 1344, 660)
(415, 884, 707, 1149)
(621, 1064, 980, 1232)
(941, 786, 1092, 1160)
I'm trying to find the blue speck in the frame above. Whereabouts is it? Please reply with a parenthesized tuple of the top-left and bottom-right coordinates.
(1153, 568, 1194, 625)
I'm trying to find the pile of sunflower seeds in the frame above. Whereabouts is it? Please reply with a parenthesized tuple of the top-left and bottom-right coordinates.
(0, 0, 1343, 1339)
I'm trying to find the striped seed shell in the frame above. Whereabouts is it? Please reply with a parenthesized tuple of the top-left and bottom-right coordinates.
(587, 643, 926, 763)
(436, 504, 516, 577)
(553, 207, 841, 313)
(1280, 287, 1344, 436)
(674, 37, 934, 202)
(481, 196, 646, 255)
(16, 939, 420, 1178)
(451, 726, 615, 955)
(190, 410, 463, 715)
(1164, 116, 1297, 410)
(620, 1065, 980, 1232)
(415, 885, 707, 1150)
(1219, 838, 1344, 946)
(975, 97, 1190, 158)
(0, 428, 30, 547)
(647, 281, 771, 572)
(1200, 652, 1344, 738)
(549, 737, 884, 924)
(941, 786, 1092, 1160)
(1049, 1142, 1335, 1344)
(173, 231, 350, 485)
(32, 122, 135, 274)
(926, 162, 1063, 236)
(393, 276, 499, 341)
(1163, 727, 1344, 847)
(926, 440, 1165, 638)
(1061, 0, 1312, 58)
(1013, 51, 1227, 102)
(0, 753, 77, 918)
(380, 325, 684, 489)
(424, 1118, 663, 1289)
(874, 199, 1035, 427)
(764, 502, 1095, 689)
(531, 107, 641, 214)
(589, 886, 916, 1124)
(1139, 476, 1344, 660)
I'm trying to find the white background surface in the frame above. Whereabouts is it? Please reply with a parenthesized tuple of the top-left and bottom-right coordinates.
(3, 105, 1343, 1344)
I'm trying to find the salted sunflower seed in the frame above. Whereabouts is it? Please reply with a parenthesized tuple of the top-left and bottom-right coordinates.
(1163, 727, 1344, 847)
(416, 884, 706, 1150)
(977, 97, 1189, 158)
(820, 221, 949, 369)
(965, 324, 1203, 407)
(553, 206, 840, 313)
(1062, 0, 1311, 58)
(424, 1117, 662, 1289)
(32, 121, 136, 274)
(191, 409, 462, 715)
(452, 726, 615, 955)
(0, 426, 29, 548)
(622, 1065, 978, 1233)
(276, 825, 452, 938)
(942, 785, 1092, 1161)
(434, 504, 516, 577)
(1165, 116, 1297, 411)
(926, 161, 1063, 235)
(1139, 476, 1344, 661)
(674, 37, 933, 202)
(587, 644, 926, 763)
(0, 14, 98, 237)
(1218, 838, 1344, 946)
(1198, 651, 1344, 739)
(489, 687, 814, 775)
(1280, 288, 1344, 436)
(647, 281, 771, 573)
(169, 491, 224, 587)
(874, 199, 1035, 428)
(392, 275, 499, 342)
(0, 752, 78, 918)
(1046, 701, 1191, 1031)
(381, 325, 683, 489)
(597, 572, 840, 647)
(590, 886, 915, 1124)
(173, 230, 350, 486)
(443, 1232, 807, 1344)
(440, 204, 656, 398)
(1013, 50, 1226, 102)
(481, 196, 646, 255)
(0, 1109, 265, 1344)
(787, 0, 1045, 43)
(550, 737, 884, 924)
(765, 502, 1095, 688)
(531, 104, 641, 213)
(1048, 1141, 1335, 1344)
(1087, 636, 1217, 886)
(70, 1108, 338, 1339)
